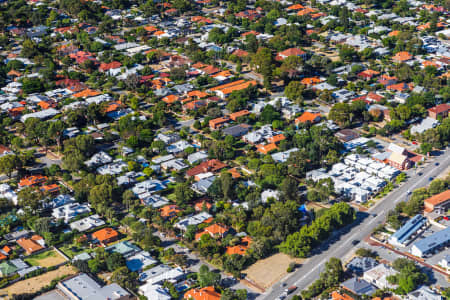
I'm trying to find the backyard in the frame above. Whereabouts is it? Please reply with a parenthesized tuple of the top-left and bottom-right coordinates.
(25, 249, 67, 268)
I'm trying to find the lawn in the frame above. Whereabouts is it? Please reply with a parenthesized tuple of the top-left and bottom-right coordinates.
(25, 249, 67, 267)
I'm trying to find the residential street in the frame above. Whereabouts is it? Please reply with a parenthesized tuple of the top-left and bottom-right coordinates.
(260, 149, 450, 300)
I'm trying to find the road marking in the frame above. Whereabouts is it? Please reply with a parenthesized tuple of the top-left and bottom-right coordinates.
(265, 152, 450, 299)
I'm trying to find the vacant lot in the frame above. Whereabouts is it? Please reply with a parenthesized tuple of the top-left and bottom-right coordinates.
(244, 253, 304, 289)
(25, 249, 67, 267)
(0, 265, 76, 298)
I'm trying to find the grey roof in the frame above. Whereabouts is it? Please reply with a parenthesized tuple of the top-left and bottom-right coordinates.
(346, 257, 379, 274)
(223, 124, 251, 137)
(58, 273, 130, 300)
(341, 277, 377, 295)
(34, 289, 69, 300)
(412, 226, 450, 256)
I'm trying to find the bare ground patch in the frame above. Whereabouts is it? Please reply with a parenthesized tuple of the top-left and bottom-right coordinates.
(244, 253, 305, 289)
(0, 265, 76, 299)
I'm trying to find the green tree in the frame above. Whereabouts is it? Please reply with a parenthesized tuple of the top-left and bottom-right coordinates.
(198, 265, 221, 287)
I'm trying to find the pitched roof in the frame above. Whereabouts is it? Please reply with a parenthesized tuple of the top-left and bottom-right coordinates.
(229, 110, 250, 120)
(276, 48, 306, 60)
(428, 103, 450, 114)
(17, 236, 44, 254)
(295, 112, 321, 124)
(424, 190, 450, 207)
(186, 160, 227, 177)
(256, 143, 278, 154)
(92, 228, 119, 242)
(184, 286, 221, 300)
(392, 51, 412, 62)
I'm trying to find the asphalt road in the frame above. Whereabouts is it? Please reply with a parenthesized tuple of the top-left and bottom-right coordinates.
(260, 149, 450, 300)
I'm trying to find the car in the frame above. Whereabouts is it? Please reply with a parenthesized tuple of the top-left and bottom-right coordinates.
(282, 283, 287, 287)
(435, 162, 439, 166)
(351, 240, 360, 245)
(429, 177, 434, 181)
(407, 190, 411, 195)
(418, 172, 423, 176)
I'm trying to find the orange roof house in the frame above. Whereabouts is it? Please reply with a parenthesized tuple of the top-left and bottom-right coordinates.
(424, 190, 450, 213)
(160, 204, 181, 218)
(72, 89, 101, 98)
(295, 112, 321, 125)
(188, 90, 209, 99)
(229, 110, 250, 121)
(209, 80, 257, 99)
(194, 199, 212, 212)
(195, 223, 229, 240)
(17, 235, 45, 255)
(209, 116, 230, 130)
(92, 228, 119, 245)
(331, 291, 355, 300)
(388, 30, 400, 37)
(297, 7, 316, 16)
(98, 61, 122, 72)
(300, 76, 322, 87)
(144, 25, 158, 32)
(287, 3, 304, 10)
(184, 286, 221, 300)
(386, 82, 413, 92)
(186, 159, 227, 177)
(256, 143, 278, 154)
(267, 134, 286, 144)
(392, 51, 413, 63)
(276, 48, 307, 61)
(40, 184, 60, 194)
(19, 175, 47, 187)
(226, 236, 252, 256)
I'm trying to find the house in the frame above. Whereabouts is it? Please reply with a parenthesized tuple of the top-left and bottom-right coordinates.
(341, 277, 376, 296)
(106, 241, 141, 258)
(175, 212, 212, 231)
(226, 236, 252, 256)
(184, 286, 221, 300)
(275, 48, 307, 61)
(424, 190, 450, 214)
(209, 80, 257, 99)
(209, 116, 230, 130)
(17, 235, 45, 255)
(187, 151, 208, 164)
(92, 228, 119, 245)
(138, 284, 171, 300)
(126, 251, 157, 272)
(99, 61, 122, 75)
(229, 110, 250, 121)
(363, 264, 398, 289)
(392, 51, 413, 63)
(186, 160, 227, 177)
(295, 112, 321, 125)
(0, 145, 13, 157)
(18, 175, 47, 188)
(195, 223, 229, 240)
(256, 143, 278, 154)
(160, 204, 181, 219)
(428, 103, 450, 120)
(345, 257, 378, 275)
(70, 214, 105, 232)
(57, 273, 131, 300)
(407, 286, 442, 300)
(192, 176, 216, 194)
(223, 124, 251, 138)
(139, 264, 185, 284)
(331, 291, 355, 300)
(410, 117, 440, 135)
(52, 203, 91, 223)
(0, 259, 28, 277)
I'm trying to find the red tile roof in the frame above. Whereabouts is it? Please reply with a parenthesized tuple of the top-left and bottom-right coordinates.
(186, 159, 227, 177)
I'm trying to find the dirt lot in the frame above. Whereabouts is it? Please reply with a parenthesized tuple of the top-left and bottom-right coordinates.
(0, 265, 76, 298)
(244, 253, 305, 289)
(25, 249, 67, 267)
